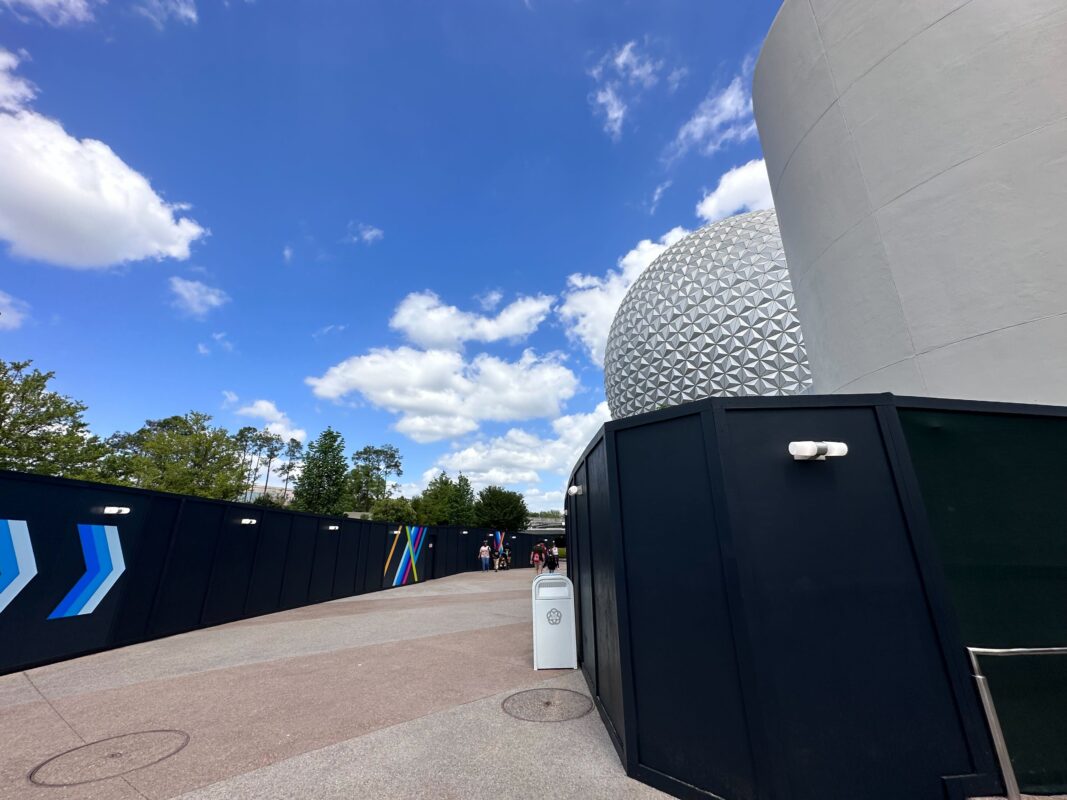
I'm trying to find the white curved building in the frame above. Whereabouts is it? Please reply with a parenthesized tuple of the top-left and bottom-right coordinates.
(753, 0, 1067, 403)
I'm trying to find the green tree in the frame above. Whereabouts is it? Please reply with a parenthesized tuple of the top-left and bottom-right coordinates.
(450, 474, 476, 525)
(233, 425, 260, 499)
(473, 485, 530, 532)
(278, 437, 303, 503)
(369, 496, 416, 524)
(95, 412, 246, 499)
(291, 427, 348, 515)
(0, 359, 106, 478)
(347, 443, 403, 510)
(413, 472, 455, 525)
(258, 431, 284, 495)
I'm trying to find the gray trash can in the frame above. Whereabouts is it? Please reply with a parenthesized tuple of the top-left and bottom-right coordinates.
(532, 573, 578, 670)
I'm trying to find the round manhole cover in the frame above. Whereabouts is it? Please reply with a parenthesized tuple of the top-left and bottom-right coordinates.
(29, 730, 190, 786)
(502, 688, 593, 722)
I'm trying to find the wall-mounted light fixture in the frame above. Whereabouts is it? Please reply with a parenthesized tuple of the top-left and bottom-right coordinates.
(102, 506, 131, 515)
(240, 518, 257, 525)
(567, 485, 584, 496)
(461, 530, 469, 535)
(788, 441, 848, 461)
(326, 524, 340, 531)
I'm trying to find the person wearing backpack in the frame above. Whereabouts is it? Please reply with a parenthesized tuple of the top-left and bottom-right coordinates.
(546, 548, 559, 573)
(531, 542, 545, 575)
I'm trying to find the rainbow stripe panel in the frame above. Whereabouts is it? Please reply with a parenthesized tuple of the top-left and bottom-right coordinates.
(384, 525, 429, 587)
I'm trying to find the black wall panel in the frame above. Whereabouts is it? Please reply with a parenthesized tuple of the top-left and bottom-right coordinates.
(244, 513, 292, 617)
(615, 415, 756, 799)
(331, 521, 360, 598)
(353, 520, 371, 596)
(308, 524, 340, 603)
(720, 406, 975, 800)
(587, 440, 625, 746)
(201, 509, 261, 626)
(362, 523, 388, 593)
(572, 461, 596, 691)
(150, 502, 225, 637)
(278, 516, 317, 609)
(110, 496, 180, 647)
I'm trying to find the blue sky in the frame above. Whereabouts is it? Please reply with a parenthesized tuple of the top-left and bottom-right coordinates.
(0, 0, 781, 509)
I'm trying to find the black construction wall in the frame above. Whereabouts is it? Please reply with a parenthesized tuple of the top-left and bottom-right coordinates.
(0, 470, 504, 675)
(568, 395, 1003, 800)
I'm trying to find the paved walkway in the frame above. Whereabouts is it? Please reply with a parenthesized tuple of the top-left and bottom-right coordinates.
(0, 566, 667, 800)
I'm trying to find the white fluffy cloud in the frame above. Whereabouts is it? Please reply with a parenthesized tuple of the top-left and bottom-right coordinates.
(169, 276, 230, 318)
(346, 221, 384, 245)
(477, 289, 502, 311)
(390, 290, 554, 350)
(589, 40, 663, 141)
(1, 0, 96, 25)
(435, 401, 611, 504)
(592, 85, 626, 141)
(136, 0, 197, 28)
(649, 180, 671, 214)
(237, 399, 307, 442)
(0, 49, 34, 111)
(0, 289, 29, 330)
(558, 227, 688, 365)
(0, 49, 206, 269)
(696, 159, 774, 223)
(306, 347, 579, 443)
(668, 74, 756, 161)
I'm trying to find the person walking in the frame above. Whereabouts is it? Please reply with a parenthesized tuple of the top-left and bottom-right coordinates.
(546, 547, 559, 574)
(531, 542, 544, 575)
(478, 541, 491, 573)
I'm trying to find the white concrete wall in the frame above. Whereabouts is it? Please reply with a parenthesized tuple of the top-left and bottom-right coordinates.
(753, 0, 1067, 404)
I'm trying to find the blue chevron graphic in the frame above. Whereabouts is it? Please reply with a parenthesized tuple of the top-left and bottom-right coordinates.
(48, 524, 126, 619)
(0, 519, 38, 614)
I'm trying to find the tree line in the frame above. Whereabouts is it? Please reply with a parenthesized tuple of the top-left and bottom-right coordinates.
(0, 359, 531, 531)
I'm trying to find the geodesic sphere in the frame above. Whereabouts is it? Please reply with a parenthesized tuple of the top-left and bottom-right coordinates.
(604, 209, 810, 419)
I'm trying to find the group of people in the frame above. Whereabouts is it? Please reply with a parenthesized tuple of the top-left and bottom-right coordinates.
(477, 541, 512, 572)
(531, 540, 560, 575)
(476, 539, 560, 574)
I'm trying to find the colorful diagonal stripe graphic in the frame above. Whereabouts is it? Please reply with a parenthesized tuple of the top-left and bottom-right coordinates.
(0, 519, 37, 614)
(48, 524, 126, 619)
(392, 525, 428, 587)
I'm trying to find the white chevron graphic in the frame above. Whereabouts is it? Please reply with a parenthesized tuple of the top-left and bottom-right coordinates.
(80, 525, 125, 615)
(0, 520, 38, 614)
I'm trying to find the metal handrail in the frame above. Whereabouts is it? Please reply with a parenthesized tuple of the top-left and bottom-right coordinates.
(967, 646, 1067, 800)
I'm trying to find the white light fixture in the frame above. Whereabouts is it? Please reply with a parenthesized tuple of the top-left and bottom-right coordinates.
(567, 485, 584, 496)
(240, 518, 257, 525)
(102, 506, 131, 515)
(461, 530, 469, 535)
(788, 441, 848, 461)
(327, 524, 340, 531)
